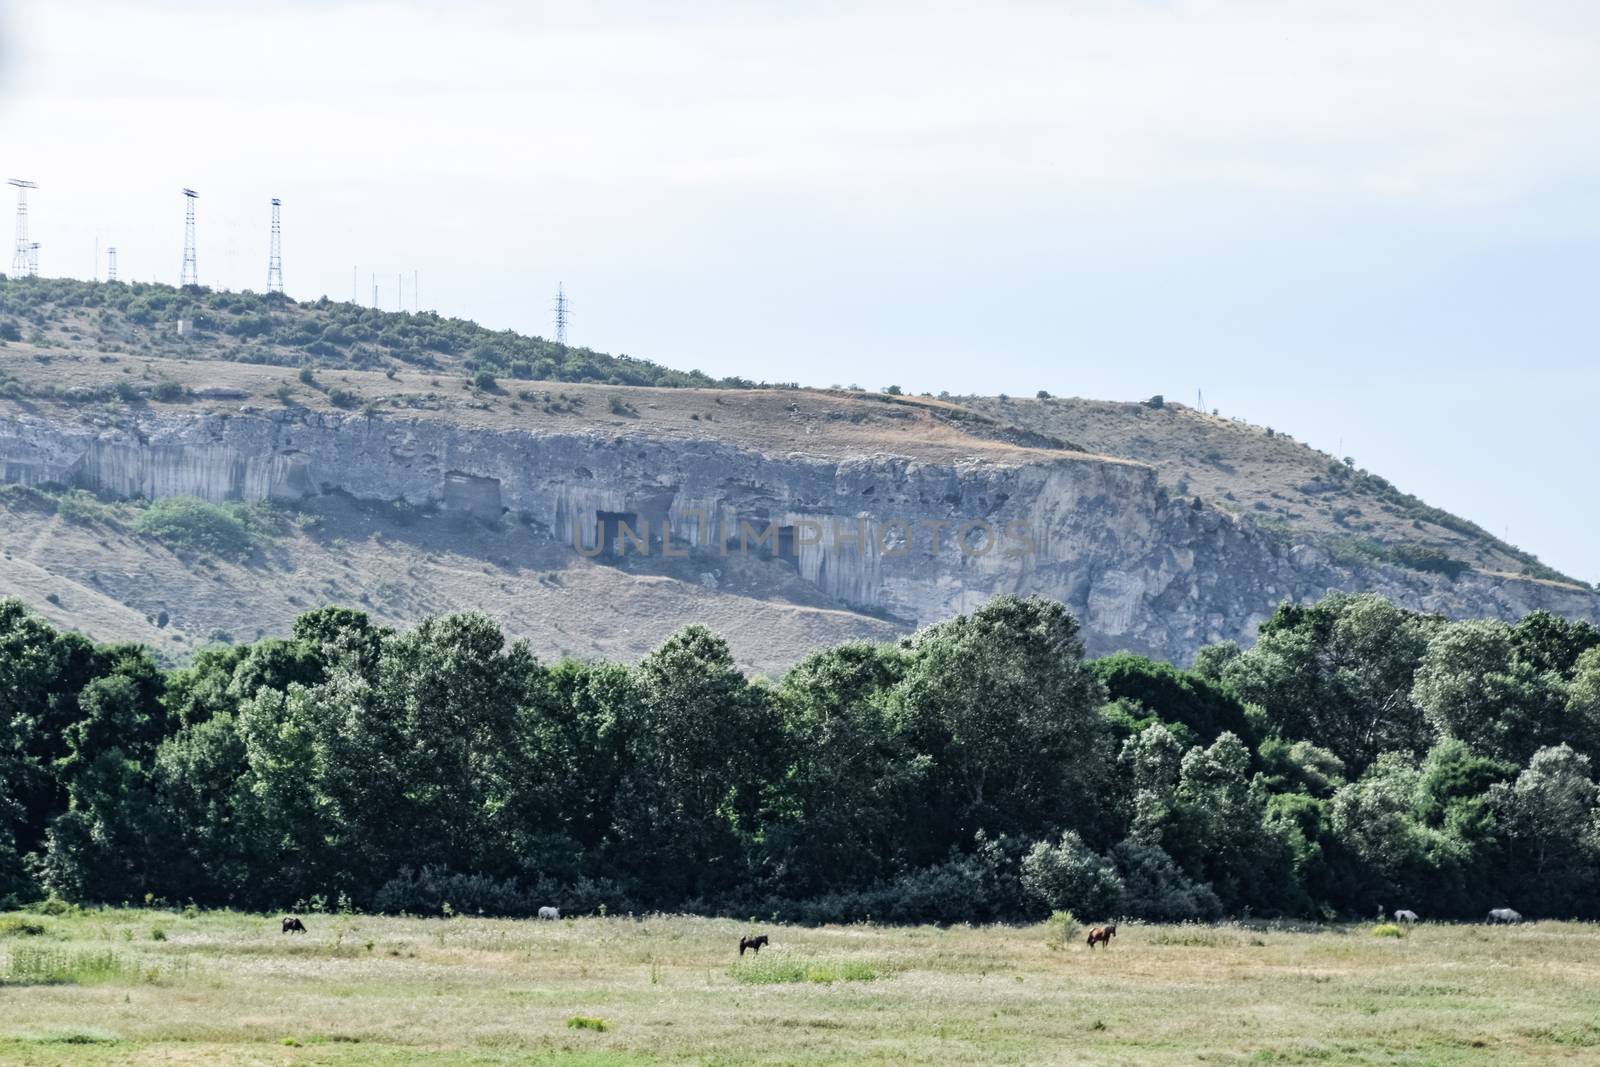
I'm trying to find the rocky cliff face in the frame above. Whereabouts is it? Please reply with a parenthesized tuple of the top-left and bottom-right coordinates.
(3, 403, 1595, 662)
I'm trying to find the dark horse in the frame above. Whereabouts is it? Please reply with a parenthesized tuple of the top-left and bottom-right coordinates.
(281, 916, 307, 934)
(739, 934, 770, 956)
(1086, 924, 1116, 949)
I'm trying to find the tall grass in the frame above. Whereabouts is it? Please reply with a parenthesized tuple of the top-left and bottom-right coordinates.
(730, 952, 896, 985)
(0, 917, 50, 938)
(4, 947, 129, 985)
(2, 946, 193, 986)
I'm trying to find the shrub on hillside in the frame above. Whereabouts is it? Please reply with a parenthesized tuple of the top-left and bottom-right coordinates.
(133, 497, 257, 559)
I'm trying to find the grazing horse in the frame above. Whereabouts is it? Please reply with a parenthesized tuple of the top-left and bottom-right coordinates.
(281, 916, 307, 934)
(739, 934, 770, 956)
(1487, 908, 1523, 924)
(537, 906, 560, 920)
(1394, 910, 1419, 924)
(1086, 924, 1117, 949)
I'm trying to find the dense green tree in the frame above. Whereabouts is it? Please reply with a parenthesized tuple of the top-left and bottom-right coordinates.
(1510, 611, 1600, 678)
(1190, 641, 1242, 681)
(1564, 647, 1600, 758)
(501, 659, 637, 880)
(1120, 723, 1185, 844)
(765, 642, 915, 895)
(612, 626, 776, 900)
(1488, 745, 1600, 913)
(1413, 620, 1569, 764)
(887, 596, 1112, 857)
(1108, 839, 1222, 921)
(1226, 594, 1440, 771)
(4, 590, 1600, 920)
(1091, 652, 1255, 744)
(1168, 732, 1302, 913)
(1021, 830, 1124, 918)
(0, 598, 103, 860)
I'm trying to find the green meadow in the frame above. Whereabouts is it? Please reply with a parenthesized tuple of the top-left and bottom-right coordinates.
(4, 910, 1599, 1065)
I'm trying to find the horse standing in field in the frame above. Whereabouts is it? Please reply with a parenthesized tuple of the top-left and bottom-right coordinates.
(739, 934, 770, 956)
(1488, 908, 1523, 924)
(1394, 910, 1419, 924)
(281, 916, 307, 934)
(1086, 924, 1117, 949)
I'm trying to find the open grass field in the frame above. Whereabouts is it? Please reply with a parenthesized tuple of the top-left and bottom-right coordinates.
(3, 909, 1599, 1065)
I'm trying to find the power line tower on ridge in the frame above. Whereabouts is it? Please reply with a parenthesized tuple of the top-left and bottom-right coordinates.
(553, 282, 570, 346)
(8, 179, 36, 277)
(27, 242, 40, 278)
(180, 188, 199, 286)
(106, 247, 118, 283)
(267, 198, 284, 293)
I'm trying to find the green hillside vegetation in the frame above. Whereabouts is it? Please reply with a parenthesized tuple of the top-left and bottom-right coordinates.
(4, 592, 1600, 925)
(0, 275, 774, 389)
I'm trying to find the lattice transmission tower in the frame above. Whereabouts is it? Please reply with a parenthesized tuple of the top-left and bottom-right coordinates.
(180, 188, 199, 286)
(106, 247, 118, 282)
(553, 282, 570, 346)
(8, 179, 36, 276)
(267, 198, 284, 293)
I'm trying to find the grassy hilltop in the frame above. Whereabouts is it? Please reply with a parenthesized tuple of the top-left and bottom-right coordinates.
(0, 275, 767, 389)
(2, 908, 1598, 1065)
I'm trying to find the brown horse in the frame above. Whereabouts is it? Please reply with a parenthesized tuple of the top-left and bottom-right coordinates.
(1086, 924, 1116, 949)
(739, 934, 770, 956)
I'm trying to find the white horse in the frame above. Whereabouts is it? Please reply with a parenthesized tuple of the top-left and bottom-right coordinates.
(1487, 907, 1522, 924)
(1393, 909, 1418, 924)
(537, 906, 560, 920)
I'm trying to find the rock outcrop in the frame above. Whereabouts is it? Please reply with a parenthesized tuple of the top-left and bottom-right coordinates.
(3, 403, 1595, 663)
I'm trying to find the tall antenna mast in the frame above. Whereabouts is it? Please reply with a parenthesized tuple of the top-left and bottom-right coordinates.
(413, 269, 419, 312)
(106, 247, 118, 282)
(27, 242, 40, 277)
(553, 282, 569, 346)
(397, 272, 402, 312)
(8, 179, 36, 277)
(267, 198, 284, 293)
(180, 188, 199, 286)
(371, 272, 377, 308)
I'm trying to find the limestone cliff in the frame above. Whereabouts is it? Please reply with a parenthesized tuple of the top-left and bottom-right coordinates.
(3, 392, 1595, 663)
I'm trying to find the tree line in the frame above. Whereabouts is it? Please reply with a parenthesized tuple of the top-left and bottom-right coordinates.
(3, 592, 1599, 923)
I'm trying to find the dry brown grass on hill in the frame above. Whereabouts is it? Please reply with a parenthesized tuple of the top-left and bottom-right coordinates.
(0, 349, 1121, 469)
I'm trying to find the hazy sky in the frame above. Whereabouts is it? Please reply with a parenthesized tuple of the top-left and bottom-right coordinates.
(1, 2, 1595, 582)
